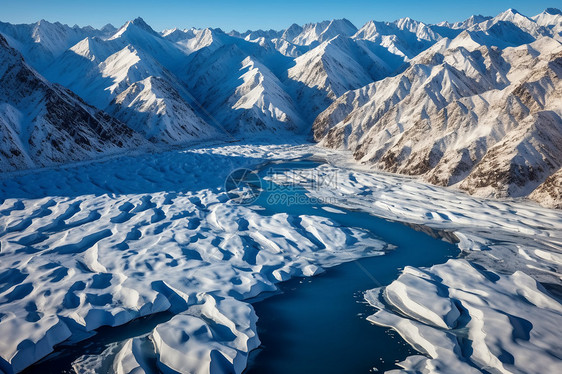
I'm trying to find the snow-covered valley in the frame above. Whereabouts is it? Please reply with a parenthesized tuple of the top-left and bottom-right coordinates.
(0, 142, 560, 373)
(1, 6, 562, 374)
(1, 8, 561, 207)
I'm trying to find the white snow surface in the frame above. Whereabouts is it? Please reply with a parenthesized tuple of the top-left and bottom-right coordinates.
(295, 147, 562, 373)
(0, 142, 561, 374)
(1, 8, 562, 374)
(366, 261, 562, 374)
(0, 142, 387, 373)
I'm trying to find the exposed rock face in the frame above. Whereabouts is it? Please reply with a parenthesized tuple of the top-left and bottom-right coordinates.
(0, 34, 146, 172)
(529, 168, 562, 208)
(313, 34, 562, 207)
(2, 9, 562, 206)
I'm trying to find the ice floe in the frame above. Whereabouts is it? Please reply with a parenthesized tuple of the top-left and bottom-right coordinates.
(365, 260, 562, 373)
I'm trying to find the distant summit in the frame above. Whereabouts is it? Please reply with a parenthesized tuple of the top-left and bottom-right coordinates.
(0, 8, 561, 208)
(545, 8, 562, 15)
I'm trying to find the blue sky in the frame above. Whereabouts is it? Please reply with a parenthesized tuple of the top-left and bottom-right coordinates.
(0, 0, 559, 31)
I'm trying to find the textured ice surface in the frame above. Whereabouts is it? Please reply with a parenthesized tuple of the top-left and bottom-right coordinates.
(298, 148, 562, 373)
(366, 260, 562, 373)
(0, 142, 385, 373)
(0, 142, 561, 373)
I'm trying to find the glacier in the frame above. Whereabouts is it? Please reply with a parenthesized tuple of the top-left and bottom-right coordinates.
(0, 7, 561, 374)
(0, 142, 561, 373)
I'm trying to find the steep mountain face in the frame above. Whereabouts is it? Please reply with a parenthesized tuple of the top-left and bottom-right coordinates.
(285, 19, 358, 46)
(0, 34, 146, 172)
(1, 8, 562, 208)
(111, 76, 218, 143)
(184, 39, 303, 133)
(41, 20, 310, 136)
(352, 17, 461, 61)
(532, 8, 562, 41)
(277, 15, 472, 119)
(529, 168, 562, 209)
(162, 27, 230, 54)
(228, 28, 283, 42)
(0, 15, 462, 144)
(313, 33, 562, 204)
(35, 18, 222, 143)
(0, 19, 113, 70)
(438, 15, 492, 30)
(48, 42, 176, 109)
(221, 56, 305, 133)
(44, 18, 188, 108)
(287, 35, 390, 119)
(279, 15, 476, 120)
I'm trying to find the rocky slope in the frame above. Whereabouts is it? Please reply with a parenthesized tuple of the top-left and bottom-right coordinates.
(0, 34, 146, 172)
(313, 19, 562, 207)
(1, 9, 562, 208)
(529, 168, 562, 209)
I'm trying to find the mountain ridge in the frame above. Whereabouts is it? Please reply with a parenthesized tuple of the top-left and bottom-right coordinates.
(1, 9, 562, 207)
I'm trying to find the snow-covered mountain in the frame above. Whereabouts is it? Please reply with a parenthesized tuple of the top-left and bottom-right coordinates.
(43, 17, 188, 107)
(532, 8, 562, 41)
(37, 18, 221, 144)
(313, 30, 562, 207)
(287, 35, 391, 119)
(283, 19, 358, 46)
(1, 9, 562, 208)
(0, 19, 114, 70)
(438, 15, 492, 30)
(0, 15, 461, 144)
(353, 17, 458, 60)
(0, 34, 146, 172)
(110, 76, 218, 143)
(3, 9, 562, 374)
(182, 33, 305, 134)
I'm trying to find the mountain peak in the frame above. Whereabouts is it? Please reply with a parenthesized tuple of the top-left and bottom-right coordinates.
(111, 17, 158, 39)
(101, 23, 116, 33)
(396, 16, 415, 24)
(469, 14, 486, 21)
(504, 8, 521, 15)
(493, 8, 534, 24)
(395, 16, 424, 30)
(130, 17, 154, 31)
(281, 23, 304, 41)
(327, 18, 358, 32)
(285, 23, 303, 33)
(544, 8, 562, 15)
(331, 18, 355, 26)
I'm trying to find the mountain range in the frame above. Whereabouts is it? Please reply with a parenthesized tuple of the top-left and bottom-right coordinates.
(0, 8, 561, 207)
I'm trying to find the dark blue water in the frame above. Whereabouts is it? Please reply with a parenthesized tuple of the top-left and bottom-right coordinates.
(244, 160, 459, 374)
(23, 312, 175, 373)
(24, 159, 459, 374)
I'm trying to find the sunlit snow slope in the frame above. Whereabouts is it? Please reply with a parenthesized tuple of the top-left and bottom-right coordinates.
(1, 8, 562, 204)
